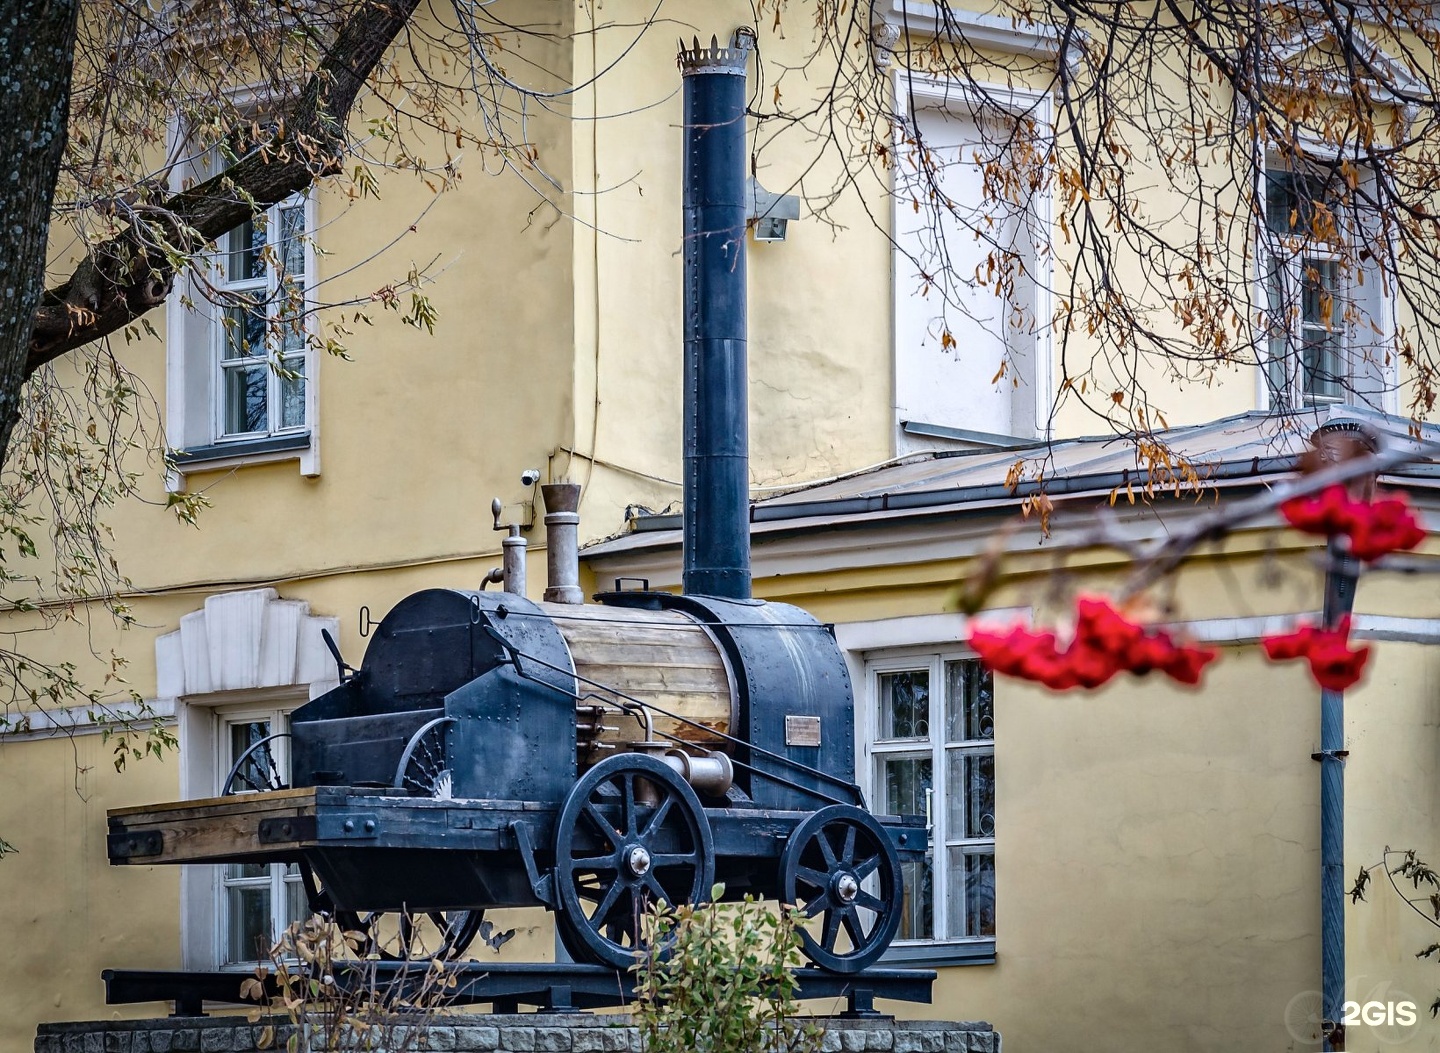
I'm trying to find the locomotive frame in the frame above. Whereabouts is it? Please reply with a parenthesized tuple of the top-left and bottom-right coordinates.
(108, 586, 928, 975)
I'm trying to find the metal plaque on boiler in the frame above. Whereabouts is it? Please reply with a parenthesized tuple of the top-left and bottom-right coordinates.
(785, 715, 822, 748)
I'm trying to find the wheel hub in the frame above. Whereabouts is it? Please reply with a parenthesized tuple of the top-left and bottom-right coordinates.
(625, 844, 653, 877)
(834, 872, 860, 905)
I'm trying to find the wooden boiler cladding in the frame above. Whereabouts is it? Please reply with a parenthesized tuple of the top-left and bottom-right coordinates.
(539, 601, 735, 761)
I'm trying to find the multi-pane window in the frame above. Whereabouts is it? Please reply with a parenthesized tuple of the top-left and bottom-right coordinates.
(869, 655, 995, 948)
(218, 710, 306, 966)
(214, 197, 310, 440)
(1263, 168, 1351, 409)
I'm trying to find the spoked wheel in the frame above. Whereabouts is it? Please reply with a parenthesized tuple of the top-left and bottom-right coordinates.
(222, 733, 291, 795)
(779, 804, 903, 974)
(394, 717, 455, 798)
(332, 907, 485, 961)
(554, 753, 714, 968)
(221, 731, 481, 960)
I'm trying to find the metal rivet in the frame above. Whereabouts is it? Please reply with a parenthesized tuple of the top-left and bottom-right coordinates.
(343, 820, 354, 833)
(363, 819, 376, 833)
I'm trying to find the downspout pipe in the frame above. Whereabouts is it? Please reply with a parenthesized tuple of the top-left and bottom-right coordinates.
(1313, 419, 1373, 1052)
(678, 31, 754, 599)
(1320, 537, 1357, 1051)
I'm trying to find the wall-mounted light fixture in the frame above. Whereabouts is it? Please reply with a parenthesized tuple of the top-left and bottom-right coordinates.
(746, 177, 801, 242)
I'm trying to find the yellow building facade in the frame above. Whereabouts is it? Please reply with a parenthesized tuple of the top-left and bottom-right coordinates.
(3, 2, 1440, 1050)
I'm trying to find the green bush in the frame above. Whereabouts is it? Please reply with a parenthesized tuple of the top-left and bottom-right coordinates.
(632, 885, 825, 1053)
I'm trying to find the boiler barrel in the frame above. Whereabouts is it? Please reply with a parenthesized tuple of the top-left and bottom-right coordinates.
(538, 601, 736, 762)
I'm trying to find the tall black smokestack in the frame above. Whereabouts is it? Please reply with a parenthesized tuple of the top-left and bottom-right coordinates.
(678, 30, 753, 599)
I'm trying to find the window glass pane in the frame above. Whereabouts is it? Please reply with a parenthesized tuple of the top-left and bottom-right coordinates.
(1265, 170, 1337, 237)
(899, 858, 933, 941)
(1265, 171, 1295, 235)
(226, 720, 274, 793)
(946, 849, 996, 939)
(878, 754, 931, 817)
(224, 366, 270, 435)
(226, 216, 266, 283)
(1265, 261, 1291, 402)
(879, 670, 929, 739)
(1301, 259, 1338, 326)
(284, 863, 309, 927)
(227, 861, 269, 880)
(280, 205, 305, 277)
(945, 661, 993, 741)
(226, 884, 273, 962)
(279, 287, 306, 354)
(1303, 332, 1344, 401)
(222, 301, 266, 360)
(279, 357, 305, 430)
(946, 750, 995, 840)
(228, 718, 270, 771)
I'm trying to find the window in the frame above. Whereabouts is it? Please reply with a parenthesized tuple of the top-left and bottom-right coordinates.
(892, 80, 1051, 453)
(217, 706, 307, 967)
(215, 199, 310, 439)
(868, 653, 995, 959)
(1261, 164, 1392, 411)
(164, 122, 319, 483)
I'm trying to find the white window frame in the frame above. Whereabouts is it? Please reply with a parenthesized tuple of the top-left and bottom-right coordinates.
(212, 195, 315, 443)
(866, 651, 995, 955)
(162, 113, 321, 490)
(213, 700, 307, 969)
(891, 73, 1055, 453)
(1257, 155, 1397, 414)
(836, 612, 1015, 966)
(176, 685, 311, 971)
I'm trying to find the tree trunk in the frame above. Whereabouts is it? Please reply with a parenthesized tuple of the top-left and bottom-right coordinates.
(0, 0, 77, 469)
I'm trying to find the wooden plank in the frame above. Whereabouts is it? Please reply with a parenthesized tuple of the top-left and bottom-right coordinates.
(108, 786, 314, 818)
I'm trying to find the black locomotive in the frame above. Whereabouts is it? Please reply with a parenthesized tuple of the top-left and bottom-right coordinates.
(213, 570, 924, 973)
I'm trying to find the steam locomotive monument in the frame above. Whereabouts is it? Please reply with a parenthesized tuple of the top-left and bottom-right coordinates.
(101, 30, 935, 1017)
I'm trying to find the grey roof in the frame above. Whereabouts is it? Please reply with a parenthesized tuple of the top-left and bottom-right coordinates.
(582, 405, 1440, 558)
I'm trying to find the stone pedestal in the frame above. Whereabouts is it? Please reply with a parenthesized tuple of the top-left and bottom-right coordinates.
(35, 1016, 999, 1053)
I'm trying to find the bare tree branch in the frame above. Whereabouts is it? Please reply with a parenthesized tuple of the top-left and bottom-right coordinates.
(25, 0, 421, 377)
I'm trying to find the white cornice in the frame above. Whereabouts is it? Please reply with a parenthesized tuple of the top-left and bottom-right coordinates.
(879, 0, 1066, 59)
(0, 698, 176, 742)
(1265, 22, 1429, 110)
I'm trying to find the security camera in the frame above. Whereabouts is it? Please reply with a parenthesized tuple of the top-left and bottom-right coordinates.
(520, 469, 541, 487)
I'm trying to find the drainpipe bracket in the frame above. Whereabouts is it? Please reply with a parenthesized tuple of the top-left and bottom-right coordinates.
(1311, 749, 1350, 761)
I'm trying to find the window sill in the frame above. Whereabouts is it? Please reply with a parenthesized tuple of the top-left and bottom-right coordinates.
(167, 433, 316, 491)
(881, 940, 996, 968)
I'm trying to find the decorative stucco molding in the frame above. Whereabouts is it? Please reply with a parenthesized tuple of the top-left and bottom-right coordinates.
(877, 0, 1067, 60)
(155, 587, 340, 700)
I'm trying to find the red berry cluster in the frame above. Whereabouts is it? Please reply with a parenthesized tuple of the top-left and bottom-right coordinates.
(969, 596, 1219, 691)
(1280, 485, 1426, 561)
(1260, 615, 1370, 692)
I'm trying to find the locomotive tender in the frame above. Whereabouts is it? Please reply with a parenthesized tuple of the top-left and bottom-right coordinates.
(105, 30, 926, 977)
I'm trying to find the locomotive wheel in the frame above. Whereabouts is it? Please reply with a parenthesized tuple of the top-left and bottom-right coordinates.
(333, 907, 485, 961)
(779, 804, 902, 974)
(221, 732, 481, 960)
(394, 716, 456, 798)
(554, 753, 714, 968)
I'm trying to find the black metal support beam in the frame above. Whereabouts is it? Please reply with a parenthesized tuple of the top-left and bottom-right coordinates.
(103, 964, 936, 1014)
